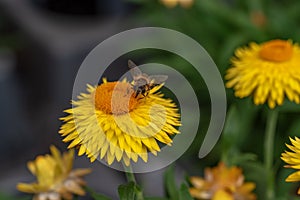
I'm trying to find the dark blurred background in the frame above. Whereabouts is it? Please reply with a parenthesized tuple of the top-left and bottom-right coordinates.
(2, 0, 300, 199)
(0, 0, 138, 199)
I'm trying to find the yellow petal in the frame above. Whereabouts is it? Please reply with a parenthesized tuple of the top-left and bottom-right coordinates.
(212, 190, 234, 200)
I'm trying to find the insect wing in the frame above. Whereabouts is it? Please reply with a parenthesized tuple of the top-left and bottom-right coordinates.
(128, 60, 138, 69)
(148, 75, 168, 84)
(128, 60, 142, 79)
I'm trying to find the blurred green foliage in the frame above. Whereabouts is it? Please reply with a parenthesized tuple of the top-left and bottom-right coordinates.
(0, 192, 30, 200)
(127, 0, 300, 199)
(129, 0, 300, 73)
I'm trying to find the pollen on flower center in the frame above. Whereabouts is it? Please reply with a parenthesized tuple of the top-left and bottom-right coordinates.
(94, 82, 138, 115)
(259, 39, 293, 62)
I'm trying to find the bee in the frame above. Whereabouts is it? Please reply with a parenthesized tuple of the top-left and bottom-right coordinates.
(128, 60, 168, 98)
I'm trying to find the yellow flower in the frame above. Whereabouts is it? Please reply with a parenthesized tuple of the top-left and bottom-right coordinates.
(189, 162, 256, 200)
(17, 145, 91, 200)
(226, 39, 300, 109)
(281, 136, 300, 194)
(59, 78, 181, 166)
(160, 0, 194, 8)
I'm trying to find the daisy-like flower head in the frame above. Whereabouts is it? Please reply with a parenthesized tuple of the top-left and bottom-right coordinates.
(160, 0, 194, 8)
(17, 145, 91, 200)
(189, 162, 256, 200)
(281, 136, 300, 194)
(226, 39, 300, 109)
(59, 78, 181, 166)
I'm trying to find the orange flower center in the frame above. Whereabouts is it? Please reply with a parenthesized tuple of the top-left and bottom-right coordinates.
(94, 82, 139, 115)
(259, 39, 293, 62)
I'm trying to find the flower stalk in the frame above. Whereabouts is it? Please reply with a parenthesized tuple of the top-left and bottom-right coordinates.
(123, 164, 137, 183)
(122, 163, 144, 200)
(264, 109, 278, 200)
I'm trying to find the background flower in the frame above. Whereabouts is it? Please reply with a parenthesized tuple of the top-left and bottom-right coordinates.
(160, 0, 194, 8)
(281, 136, 300, 194)
(189, 162, 256, 200)
(17, 145, 91, 200)
(226, 39, 300, 109)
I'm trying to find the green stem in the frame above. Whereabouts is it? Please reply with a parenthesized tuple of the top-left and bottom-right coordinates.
(123, 164, 137, 183)
(264, 109, 278, 200)
(122, 163, 144, 200)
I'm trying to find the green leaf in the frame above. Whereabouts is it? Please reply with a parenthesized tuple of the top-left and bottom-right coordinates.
(179, 184, 193, 200)
(277, 166, 297, 198)
(221, 99, 259, 154)
(222, 105, 241, 146)
(228, 151, 258, 166)
(0, 193, 31, 200)
(244, 0, 264, 11)
(287, 119, 300, 137)
(164, 166, 179, 200)
(238, 162, 267, 199)
(85, 186, 112, 200)
(118, 181, 141, 200)
(276, 101, 300, 112)
(145, 197, 169, 200)
(217, 33, 248, 73)
(90, 193, 112, 200)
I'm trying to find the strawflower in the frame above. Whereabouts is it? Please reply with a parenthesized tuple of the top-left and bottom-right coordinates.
(189, 162, 256, 200)
(226, 39, 300, 108)
(59, 78, 181, 166)
(17, 145, 91, 200)
(281, 136, 300, 194)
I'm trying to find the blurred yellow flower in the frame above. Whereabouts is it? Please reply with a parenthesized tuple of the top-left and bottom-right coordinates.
(189, 162, 256, 200)
(160, 0, 194, 8)
(17, 145, 91, 200)
(59, 78, 181, 166)
(226, 39, 300, 108)
(281, 136, 300, 194)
